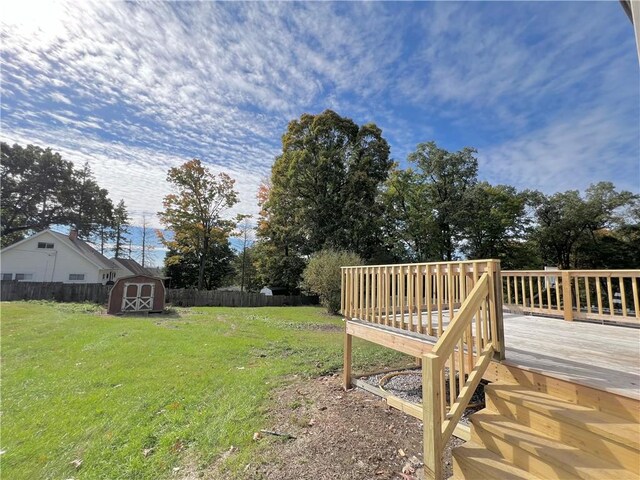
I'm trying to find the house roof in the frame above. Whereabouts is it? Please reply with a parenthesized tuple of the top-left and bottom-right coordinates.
(48, 230, 120, 270)
(111, 257, 154, 276)
(2, 229, 119, 271)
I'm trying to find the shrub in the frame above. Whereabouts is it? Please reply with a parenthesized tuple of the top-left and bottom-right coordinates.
(302, 250, 362, 314)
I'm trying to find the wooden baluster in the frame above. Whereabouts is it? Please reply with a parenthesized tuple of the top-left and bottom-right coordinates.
(399, 266, 406, 330)
(359, 267, 365, 320)
(436, 264, 443, 337)
(345, 269, 351, 319)
(537, 276, 543, 310)
(596, 276, 604, 316)
(521, 275, 527, 308)
(632, 277, 640, 320)
(365, 267, 370, 321)
(546, 274, 552, 311)
(506, 275, 512, 305)
(555, 275, 561, 314)
(408, 266, 415, 332)
(514, 275, 520, 305)
(475, 302, 482, 354)
(575, 276, 581, 315)
(607, 276, 614, 315)
(417, 266, 424, 334)
(427, 267, 433, 336)
(458, 337, 465, 395)
(385, 266, 391, 326)
(620, 277, 627, 318)
(482, 299, 489, 346)
(448, 265, 455, 328)
(440, 366, 446, 421)
(375, 267, 383, 325)
(448, 351, 456, 413)
(528, 276, 534, 310)
(391, 266, 397, 328)
(585, 276, 592, 317)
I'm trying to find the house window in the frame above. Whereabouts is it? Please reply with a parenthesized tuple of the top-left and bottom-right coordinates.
(37, 242, 54, 249)
(15, 274, 33, 281)
(2, 273, 12, 281)
(69, 274, 85, 281)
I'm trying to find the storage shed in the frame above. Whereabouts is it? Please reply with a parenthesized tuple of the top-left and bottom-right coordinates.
(107, 275, 165, 314)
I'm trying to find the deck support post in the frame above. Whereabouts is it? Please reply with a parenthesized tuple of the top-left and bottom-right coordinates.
(422, 353, 442, 480)
(561, 271, 574, 321)
(343, 328, 352, 390)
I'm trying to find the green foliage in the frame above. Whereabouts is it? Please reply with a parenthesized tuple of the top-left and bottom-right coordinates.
(158, 159, 239, 290)
(530, 182, 636, 268)
(256, 110, 392, 290)
(112, 200, 131, 259)
(461, 182, 531, 264)
(302, 250, 362, 314)
(70, 162, 114, 241)
(0, 143, 126, 249)
(1, 302, 409, 479)
(164, 238, 235, 289)
(231, 244, 261, 292)
(384, 142, 478, 261)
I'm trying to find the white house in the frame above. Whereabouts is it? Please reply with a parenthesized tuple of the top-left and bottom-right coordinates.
(0, 229, 120, 284)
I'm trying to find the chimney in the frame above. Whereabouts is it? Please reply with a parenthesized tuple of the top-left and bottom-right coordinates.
(69, 229, 78, 241)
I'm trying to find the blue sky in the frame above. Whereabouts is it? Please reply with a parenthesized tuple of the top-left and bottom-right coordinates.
(2, 0, 639, 242)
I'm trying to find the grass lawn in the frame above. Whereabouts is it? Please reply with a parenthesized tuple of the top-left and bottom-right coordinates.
(1, 302, 410, 479)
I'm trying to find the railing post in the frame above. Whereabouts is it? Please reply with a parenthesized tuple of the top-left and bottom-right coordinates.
(488, 260, 505, 360)
(561, 270, 574, 321)
(422, 353, 442, 480)
(343, 330, 352, 390)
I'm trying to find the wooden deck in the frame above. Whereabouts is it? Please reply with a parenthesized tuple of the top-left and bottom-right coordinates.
(349, 310, 640, 400)
(499, 312, 640, 400)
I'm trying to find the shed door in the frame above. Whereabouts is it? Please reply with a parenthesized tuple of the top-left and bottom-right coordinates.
(122, 283, 155, 311)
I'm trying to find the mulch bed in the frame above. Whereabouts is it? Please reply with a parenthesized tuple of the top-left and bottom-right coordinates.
(210, 374, 468, 480)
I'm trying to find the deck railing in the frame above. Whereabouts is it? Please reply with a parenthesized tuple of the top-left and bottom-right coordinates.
(342, 259, 504, 480)
(503, 269, 640, 325)
(341, 259, 504, 342)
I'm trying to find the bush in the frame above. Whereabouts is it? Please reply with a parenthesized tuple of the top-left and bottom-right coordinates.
(302, 250, 362, 314)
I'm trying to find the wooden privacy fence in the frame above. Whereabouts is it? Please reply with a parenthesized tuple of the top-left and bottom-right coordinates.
(1, 281, 318, 308)
(0, 281, 111, 303)
(502, 269, 640, 325)
(165, 289, 318, 307)
(341, 259, 504, 342)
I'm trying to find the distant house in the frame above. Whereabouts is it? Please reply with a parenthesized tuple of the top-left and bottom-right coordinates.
(0, 229, 119, 284)
(111, 257, 154, 277)
(260, 286, 290, 296)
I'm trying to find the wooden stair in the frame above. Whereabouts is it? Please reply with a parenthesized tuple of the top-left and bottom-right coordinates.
(452, 380, 640, 480)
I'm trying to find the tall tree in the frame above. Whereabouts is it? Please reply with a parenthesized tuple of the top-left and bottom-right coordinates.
(158, 159, 239, 290)
(112, 200, 131, 258)
(235, 215, 254, 292)
(531, 182, 635, 268)
(70, 162, 114, 240)
(257, 110, 392, 288)
(384, 142, 478, 261)
(461, 183, 530, 263)
(1, 142, 76, 244)
(137, 214, 156, 267)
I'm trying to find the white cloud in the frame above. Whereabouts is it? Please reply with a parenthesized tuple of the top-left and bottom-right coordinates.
(0, 0, 638, 231)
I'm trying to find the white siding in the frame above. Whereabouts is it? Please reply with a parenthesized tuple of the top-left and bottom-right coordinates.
(0, 231, 105, 283)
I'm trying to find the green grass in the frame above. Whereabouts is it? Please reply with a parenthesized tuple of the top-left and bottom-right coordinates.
(1, 302, 410, 479)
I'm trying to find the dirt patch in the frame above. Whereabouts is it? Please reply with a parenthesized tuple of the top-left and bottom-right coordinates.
(215, 375, 464, 480)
